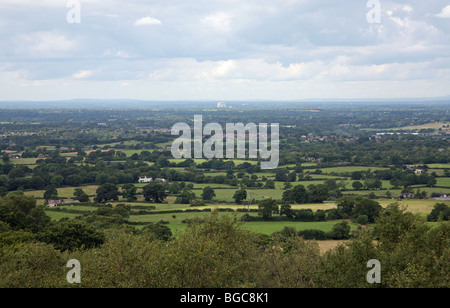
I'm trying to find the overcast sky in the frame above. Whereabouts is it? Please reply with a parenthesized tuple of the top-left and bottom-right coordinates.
(0, 0, 449, 101)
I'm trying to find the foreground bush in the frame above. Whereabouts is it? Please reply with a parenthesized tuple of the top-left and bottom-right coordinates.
(0, 205, 448, 288)
(315, 204, 449, 288)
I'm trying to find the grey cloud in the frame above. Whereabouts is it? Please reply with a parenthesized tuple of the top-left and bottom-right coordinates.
(0, 0, 449, 100)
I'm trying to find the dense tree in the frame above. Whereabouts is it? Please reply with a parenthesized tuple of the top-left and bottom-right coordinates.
(315, 203, 450, 287)
(282, 185, 308, 204)
(258, 198, 279, 220)
(264, 180, 275, 189)
(427, 203, 450, 222)
(336, 195, 356, 216)
(50, 175, 64, 187)
(73, 188, 90, 202)
(143, 182, 167, 203)
(275, 168, 288, 182)
(324, 179, 338, 190)
(279, 202, 294, 218)
(352, 198, 382, 223)
(43, 184, 58, 201)
(364, 178, 382, 190)
(307, 184, 329, 203)
(122, 184, 137, 202)
(94, 183, 119, 203)
(201, 186, 216, 201)
(352, 181, 363, 190)
(293, 209, 315, 222)
(141, 223, 173, 241)
(337, 196, 382, 223)
(287, 172, 297, 182)
(1, 154, 9, 163)
(282, 184, 329, 204)
(156, 155, 170, 167)
(328, 221, 351, 240)
(175, 188, 196, 204)
(0, 195, 50, 233)
(233, 188, 247, 204)
(168, 182, 181, 194)
(37, 220, 105, 252)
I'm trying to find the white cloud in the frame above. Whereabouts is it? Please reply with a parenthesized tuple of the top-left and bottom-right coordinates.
(72, 70, 94, 79)
(403, 5, 413, 13)
(201, 12, 232, 32)
(134, 16, 162, 26)
(436, 5, 450, 18)
(0, 1, 449, 100)
(20, 31, 76, 56)
(212, 60, 237, 77)
(102, 49, 131, 58)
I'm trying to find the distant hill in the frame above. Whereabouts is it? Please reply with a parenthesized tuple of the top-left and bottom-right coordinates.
(0, 96, 449, 109)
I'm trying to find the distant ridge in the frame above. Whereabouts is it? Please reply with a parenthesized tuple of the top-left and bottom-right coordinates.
(0, 96, 449, 109)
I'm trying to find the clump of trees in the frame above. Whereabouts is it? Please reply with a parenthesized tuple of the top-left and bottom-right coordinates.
(275, 221, 352, 240)
(427, 203, 449, 222)
(0, 197, 448, 288)
(335, 195, 383, 224)
(240, 196, 383, 228)
(282, 184, 330, 204)
(143, 182, 167, 203)
(201, 186, 216, 201)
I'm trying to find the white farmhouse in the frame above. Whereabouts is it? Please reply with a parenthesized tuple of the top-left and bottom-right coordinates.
(138, 176, 153, 183)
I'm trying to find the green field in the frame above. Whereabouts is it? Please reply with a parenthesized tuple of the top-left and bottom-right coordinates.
(117, 149, 146, 156)
(57, 205, 99, 212)
(417, 163, 450, 169)
(284, 163, 318, 168)
(128, 211, 216, 233)
(377, 199, 450, 214)
(436, 177, 450, 187)
(25, 185, 100, 199)
(212, 188, 285, 202)
(127, 210, 359, 235)
(242, 220, 359, 235)
(0, 158, 38, 165)
(45, 211, 83, 221)
(60, 153, 78, 157)
(319, 166, 390, 174)
(361, 122, 450, 132)
(192, 183, 237, 189)
(43, 194, 449, 238)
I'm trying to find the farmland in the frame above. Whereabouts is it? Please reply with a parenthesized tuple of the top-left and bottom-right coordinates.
(4, 141, 449, 238)
(4, 142, 448, 242)
(41, 189, 449, 234)
(0, 102, 449, 288)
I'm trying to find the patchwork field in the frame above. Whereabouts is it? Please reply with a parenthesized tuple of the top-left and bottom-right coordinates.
(43, 195, 449, 238)
(416, 163, 450, 169)
(398, 122, 450, 131)
(318, 166, 390, 174)
(362, 122, 450, 132)
(24, 185, 100, 199)
(242, 220, 359, 235)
